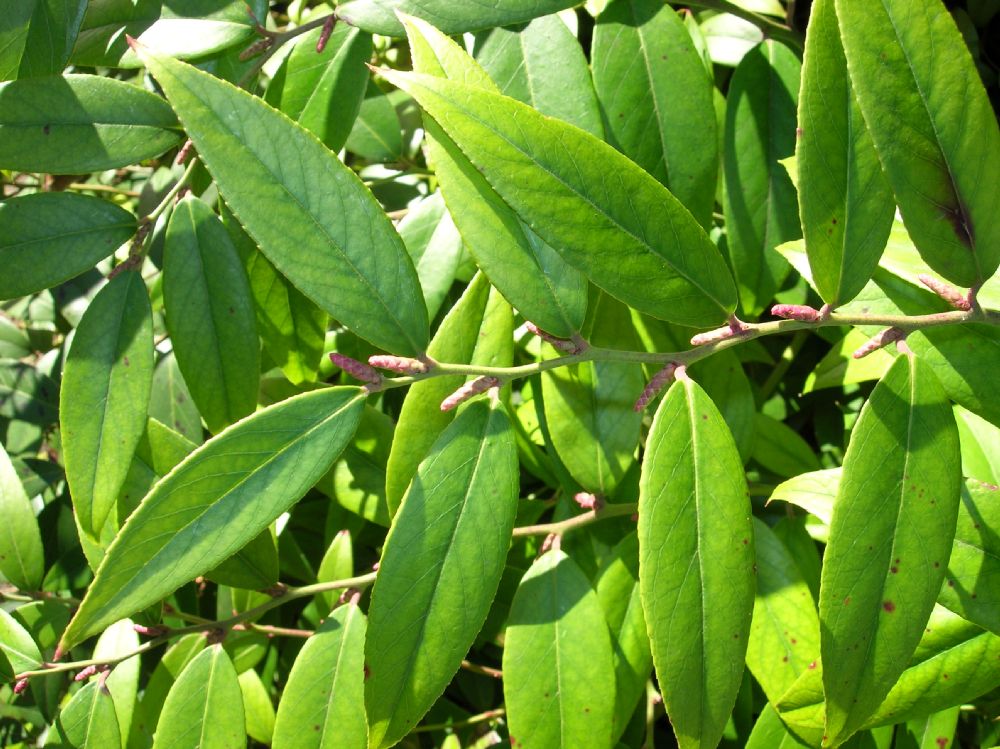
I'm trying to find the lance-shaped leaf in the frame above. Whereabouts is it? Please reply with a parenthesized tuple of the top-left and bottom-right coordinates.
(475, 14, 603, 138)
(164, 197, 259, 434)
(272, 603, 367, 749)
(383, 272, 489, 514)
(336, 0, 578, 37)
(403, 15, 588, 337)
(835, 0, 1000, 287)
(152, 645, 245, 749)
(380, 67, 737, 328)
(592, 0, 718, 228)
(938, 480, 1000, 635)
(796, 0, 893, 307)
(223, 206, 327, 387)
(0, 443, 44, 590)
(541, 293, 642, 495)
(0, 74, 182, 173)
(0, 192, 136, 301)
(365, 399, 518, 749)
(596, 532, 652, 743)
(134, 43, 428, 357)
(130, 634, 206, 746)
(746, 519, 820, 704)
(396, 192, 464, 321)
(723, 41, 800, 318)
(62, 271, 153, 543)
(818, 353, 961, 745)
(503, 549, 616, 749)
(60, 387, 366, 650)
(638, 376, 755, 749)
(264, 24, 372, 152)
(0, 607, 42, 679)
(745, 704, 812, 749)
(0, 0, 87, 80)
(44, 681, 121, 749)
(93, 619, 140, 744)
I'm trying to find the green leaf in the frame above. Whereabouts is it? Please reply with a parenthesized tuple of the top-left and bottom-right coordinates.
(264, 24, 372, 152)
(0, 74, 182, 173)
(130, 633, 206, 746)
(835, 0, 1000, 287)
(0, 442, 44, 590)
(896, 708, 959, 749)
(323, 406, 395, 526)
(148, 352, 203, 444)
(206, 528, 279, 591)
(272, 602, 367, 749)
(595, 532, 652, 743)
(60, 387, 366, 650)
(0, 362, 58, 425)
(381, 67, 737, 328)
(955, 406, 1000, 484)
(723, 41, 800, 318)
(746, 519, 821, 704)
(796, 0, 893, 307)
(335, 0, 578, 36)
(92, 619, 140, 745)
(44, 681, 121, 749)
(503, 549, 616, 749)
(396, 192, 464, 321)
(365, 399, 518, 749)
(383, 272, 490, 514)
(541, 293, 643, 495)
(0, 0, 87, 80)
(638, 376, 755, 749)
(818, 353, 961, 745)
(0, 607, 43, 678)
(938, 480, 1000, 635)
(164, 196, 259, 433)
(745, 704, 812, 749)
(0, 193, 136, 301)
(152, 644, 245, 749)
(61, 271, 153, 543)
(134, 44, 429, 357)
(224, 207, 327, 387)
(238, 669, 275, 745)
(316, 530, 353, 615)
(71, 0, 267, 68)
(592, 0, 718, 228)
(475, 14, 603, 138)
(343, 82, 404, 162)
(751, 414, 822, 478)
(403, 14, 588, 338)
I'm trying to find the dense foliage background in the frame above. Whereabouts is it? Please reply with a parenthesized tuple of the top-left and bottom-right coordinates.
(2, 1, 1000, 748)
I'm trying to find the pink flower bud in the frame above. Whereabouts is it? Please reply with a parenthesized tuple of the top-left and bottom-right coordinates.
(634, 363, 678, 412)
(574, 492, 599, 510)
(368, 355, 432, 374)
(440, 376, 501, 412)
(13, 678, 29, 695)
(134, 624, 167, 637)
(852, 327, 905, 359)
(74, 665, 98, 682)
(316, 16, 336, 53)
(690, 317, 748, 346)
(917, 275, 972, 311)
(771, 304, 822, 322)
(329, 353, 383, 385)
(175, 139, 194, 166)
(525, 323, 584, 354)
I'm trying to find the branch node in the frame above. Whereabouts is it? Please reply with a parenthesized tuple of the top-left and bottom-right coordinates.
(690, 316, 750, 346)
(573, 492, 603, 511)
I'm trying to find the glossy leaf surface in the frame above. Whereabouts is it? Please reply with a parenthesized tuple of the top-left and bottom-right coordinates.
(164, 197, 259, 433)
(723, 41, 800, 317)
(272, 603, 367, 749)
(797, 0, 893, 306)
(336, 0, 578, 36)
(475, 14, 603, 137)
(152, 644, 245, 749)
(404, 15, 588, 337)
(638, 377, 755, 749)
(819, 354, 961, 745)
(503, 549, 616, 749)
(592, 0, 718, 227)
(365, 400, 518, 748)
(0, 443, 44, 590)
(0, 74, 181, 173)
(836, 0, 1000, 286)
(61, 387, 366, 649)
(0, 193, 136, 301)
(61, 271, 153, 542)
(135, 45, 429, 356)
(381, 68, 737, 328)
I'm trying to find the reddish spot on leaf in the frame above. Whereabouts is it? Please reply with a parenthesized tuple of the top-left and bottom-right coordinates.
(42, 124, 50, 135)
(890, 566, 898, 574)
(782, 656, 789, 663)
(843, 596, 851, 606)
(808, 660, 818, 670)
(942, 673, 950, 680)
(790, 638, 797, 645)
(742, 538, 749, 545)
(883, 601, 896, 613)
(936, 738, 948, 749)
